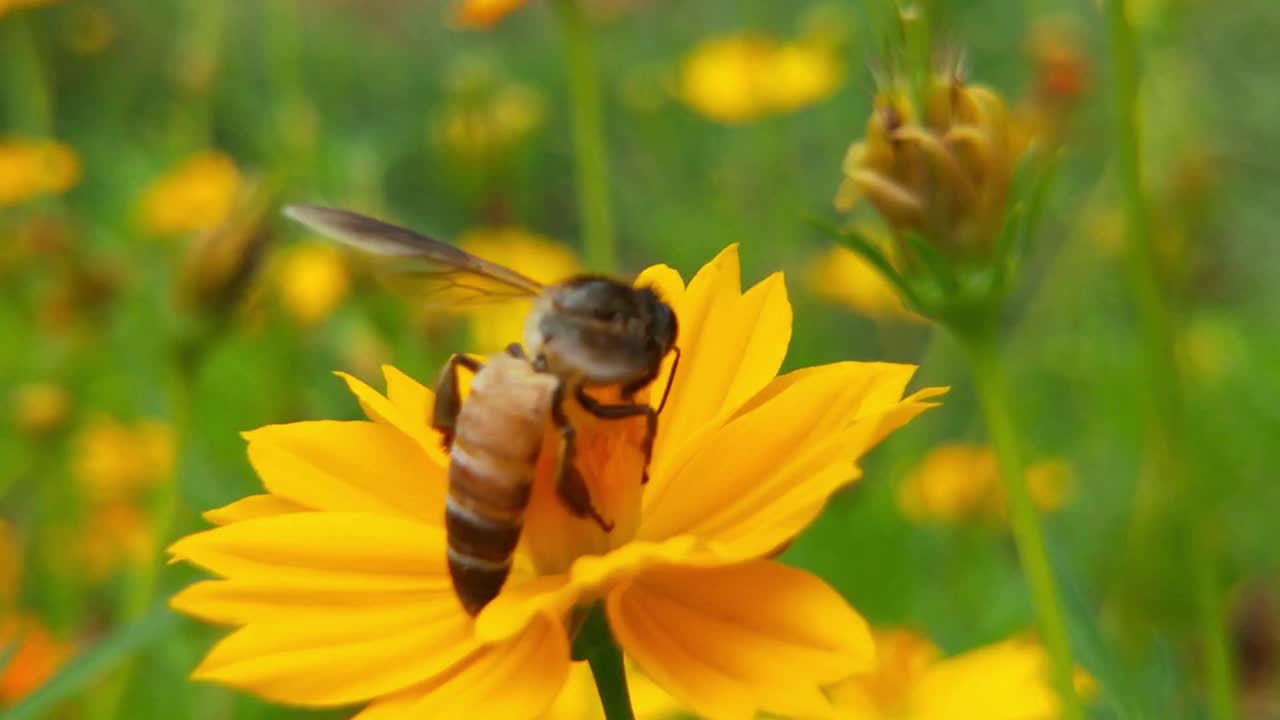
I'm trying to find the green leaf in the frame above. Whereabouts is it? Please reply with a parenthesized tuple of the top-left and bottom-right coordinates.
(6, 604, 181, 720)
(807, 215, 924, 311)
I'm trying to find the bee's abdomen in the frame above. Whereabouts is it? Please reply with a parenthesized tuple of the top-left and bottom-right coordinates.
(445, 358, 553, 615)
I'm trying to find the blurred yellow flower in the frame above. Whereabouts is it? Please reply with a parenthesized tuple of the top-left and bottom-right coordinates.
(433, 57, 546, 168)
(811, 245, 924, 322)
(898, 443, 1072, 525)
(0, 137, 81, 207)
(829, 629, 1091, 719)
(453, 0, 527, 29)
(73, 416, 175, 502)
(76, 502, 155, 581)
(543, 662, 681, 720)
(0, 0, 56, 16)
(169, 246, 944, 719)
(0, 616, 71, 706)
(137, 151, 242, 237)
(277, 244, 351, 326)
(11, 381, 71, 436)
(457, 227, 579, 353)
(679, 33, 842, 123)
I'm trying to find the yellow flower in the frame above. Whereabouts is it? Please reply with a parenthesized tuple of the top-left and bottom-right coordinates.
(170, 245, 945, 719)
(0, 137, 81, 207)
(453, 0, 528, 29)
(810, 246, 924, 323)
(73, 416, 175, 502)
(897, 444, 1072, 525)
(456, 227, 580, 354)
(543, 662, 682, 720)
(679, 33, 842, 123)
(277, 245, 351, 326)
(137, 151, 242, 237)
(828, 629, 1090, 719)
(0, 616, 71, 706)
(11, 381, 71, 436)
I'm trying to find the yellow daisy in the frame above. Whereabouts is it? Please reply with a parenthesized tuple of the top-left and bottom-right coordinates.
(170, 245, 945, 719)
(829, 629, 1092, 720)
(679, 33, 842, 124)
(276, 244, 352, 327)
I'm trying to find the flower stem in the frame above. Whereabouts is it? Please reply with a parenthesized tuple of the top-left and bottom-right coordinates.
(1103, 2, 1237, 716)
(961, 329, 1082, 720)
(573, 605, 636, 720)
(552, 0, 617, 272)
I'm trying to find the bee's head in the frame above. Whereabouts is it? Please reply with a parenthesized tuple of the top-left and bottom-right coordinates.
(541, 276, 679, 387)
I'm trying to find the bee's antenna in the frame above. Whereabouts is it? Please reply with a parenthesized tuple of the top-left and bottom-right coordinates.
(656, 346, 681, 415)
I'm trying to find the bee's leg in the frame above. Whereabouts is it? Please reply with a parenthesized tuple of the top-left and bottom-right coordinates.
(574, 385, 658, 486)
(551, 381, 614, 532)
(432, 354, 483, 450)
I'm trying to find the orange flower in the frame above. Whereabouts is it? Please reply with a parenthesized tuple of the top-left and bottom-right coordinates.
(453, 0, 528, 29)
(0, 616, 71, 705)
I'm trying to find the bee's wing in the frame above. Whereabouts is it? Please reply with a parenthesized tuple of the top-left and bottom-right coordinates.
(284, 204, 545, 307)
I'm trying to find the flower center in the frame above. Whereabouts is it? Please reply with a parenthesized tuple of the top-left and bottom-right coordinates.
(519, 385, 648, 576)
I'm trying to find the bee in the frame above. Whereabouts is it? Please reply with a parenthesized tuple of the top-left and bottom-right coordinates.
(283, 205, 680, 615)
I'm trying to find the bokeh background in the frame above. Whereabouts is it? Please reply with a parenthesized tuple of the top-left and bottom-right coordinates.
(3, 0, 1280, 717)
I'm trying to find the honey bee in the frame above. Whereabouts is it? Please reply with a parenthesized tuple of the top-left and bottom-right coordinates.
(284, 205, 680, 615)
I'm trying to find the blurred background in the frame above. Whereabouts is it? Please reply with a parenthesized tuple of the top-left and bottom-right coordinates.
(2, 0, 1280, 717)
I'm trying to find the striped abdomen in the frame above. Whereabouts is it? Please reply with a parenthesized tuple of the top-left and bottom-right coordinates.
(446, 355, 558, 615)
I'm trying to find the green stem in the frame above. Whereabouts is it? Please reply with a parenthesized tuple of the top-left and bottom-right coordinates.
(1103, 3, 1236, 716)
(90, 342, 199, 720)
(2, 15, 53, 135)
(961, 329, 1082, 720)
(573, 605, 636, 720)
(553, 0, 617, 272)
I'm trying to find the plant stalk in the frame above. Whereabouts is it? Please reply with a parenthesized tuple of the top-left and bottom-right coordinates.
(961, 329, 1082, 720)
(553, 0, 617, 272)
(1103, 1, 1236, 716)
(575, 605, 636, 720)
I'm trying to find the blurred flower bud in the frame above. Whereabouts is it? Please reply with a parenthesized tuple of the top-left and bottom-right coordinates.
(12, 382, 71, 436)
(174, 182, 271, 324)
(832, 68, 1046, 326)
(837, 74, 1014, 260)
(137, 151, 242, 237)
(0, 137, 81, 207)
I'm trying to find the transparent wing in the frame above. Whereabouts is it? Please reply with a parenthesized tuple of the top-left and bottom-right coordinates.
(283, 204, 544, 307)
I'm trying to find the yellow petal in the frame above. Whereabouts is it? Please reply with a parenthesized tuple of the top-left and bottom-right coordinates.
(475, 537, 703, 643)
(640, 362, 937, 552)
(242, 420, 444, 524)
(353, 616, 569, 720)
(383, 364, 435, 424)
(609, 560, 873, 720)
(168, 512, 445, 584)
(202, 494, 306, 525)
(644, 246, 792, 512)
(171, 574, 453, 627)
(910, 637, 1074, 720)
(335, 370, 450, 465)
(191, 598, 475, 707)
